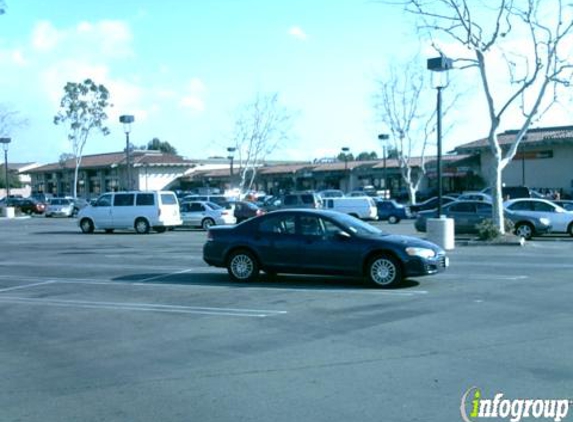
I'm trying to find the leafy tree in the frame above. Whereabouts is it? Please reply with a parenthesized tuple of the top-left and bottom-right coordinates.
(404, 0, 573, 233)
(54, 79, 112, 198)
(146, 137, 178, 154)
(337, 152, 355, 162)
(356, 151, 378, 161)
(0, 1, 6, 15)
(230, 93, 293, 194)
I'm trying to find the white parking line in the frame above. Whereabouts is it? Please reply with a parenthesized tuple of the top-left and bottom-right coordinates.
(0, 296, 288, 317)
(0, 280, 56, 293)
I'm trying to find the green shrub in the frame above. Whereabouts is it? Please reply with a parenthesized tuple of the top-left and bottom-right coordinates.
(476, 218, 515, 241)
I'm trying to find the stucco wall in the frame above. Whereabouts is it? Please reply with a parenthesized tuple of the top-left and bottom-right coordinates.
(136, 167, 188, 191)
(480, 144, 573, 193)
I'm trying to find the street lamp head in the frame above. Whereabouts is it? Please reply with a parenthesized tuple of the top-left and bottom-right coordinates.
(0, 137, 11, 152)
(227, 146, 236, 154)
(341, 147, 350, 153)
(427, 56, 453, 89)
(119, 115, 135, 133)
(377, 134, 389, 141)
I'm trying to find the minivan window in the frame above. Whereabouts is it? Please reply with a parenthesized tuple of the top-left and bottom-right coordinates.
(96, 194, 113, 207)
(114, 193, 134, 207)
(301, 194, 315, 204)
(136, 193, 155, 206)
(161, 193, 178, 205)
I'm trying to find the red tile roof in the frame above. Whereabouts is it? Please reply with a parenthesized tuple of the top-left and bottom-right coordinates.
(455, 125, 573, 152)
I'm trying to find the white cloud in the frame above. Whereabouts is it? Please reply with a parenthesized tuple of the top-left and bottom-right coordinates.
(180, 96, 205, 112)
(12, 50, 27, 66)
(31, 21, 61, 52)
(179, 77, 206, 112)
(288, 26, 308, 41)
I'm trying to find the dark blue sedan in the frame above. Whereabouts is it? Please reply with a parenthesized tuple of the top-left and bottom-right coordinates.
(374, 199, 412, 224)
(203, 209, 448, 288)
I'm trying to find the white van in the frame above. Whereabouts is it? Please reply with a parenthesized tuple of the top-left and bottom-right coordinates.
(77, 191, 182, 234)
(322, 197, 378, 220)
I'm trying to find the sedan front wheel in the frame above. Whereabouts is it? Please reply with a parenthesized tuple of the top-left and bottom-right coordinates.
(366, 254, 403, 288)
(514, 223, 533, 240)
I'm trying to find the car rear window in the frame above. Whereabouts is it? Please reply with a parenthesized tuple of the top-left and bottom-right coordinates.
(136, 193, 155, 206)
(301, 195, 315, 204)
(160, 193, 178, 205)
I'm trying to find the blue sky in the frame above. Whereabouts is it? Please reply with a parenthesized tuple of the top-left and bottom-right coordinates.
(2, 1, 571, 165)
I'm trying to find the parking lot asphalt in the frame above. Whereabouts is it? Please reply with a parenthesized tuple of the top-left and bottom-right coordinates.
(1, 217, 573, 422)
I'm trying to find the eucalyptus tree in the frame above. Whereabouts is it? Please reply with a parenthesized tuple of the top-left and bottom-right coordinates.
(54, 79, 112, 198)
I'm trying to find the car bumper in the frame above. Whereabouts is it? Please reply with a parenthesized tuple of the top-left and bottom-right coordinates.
(403, 254, 448, 278)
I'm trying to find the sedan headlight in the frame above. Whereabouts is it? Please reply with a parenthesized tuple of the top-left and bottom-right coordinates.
(405, 247, 436, 259)
(539, 217, 551, 226)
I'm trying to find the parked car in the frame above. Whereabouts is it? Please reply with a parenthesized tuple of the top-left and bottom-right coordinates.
(262, 192, 323, 211)
(504, 198, 573, 236)
(181, 194, 229, 207)
(553, 200, 573, 211)
(231, 200, 265, 223)
(15, 198, 46, 215)
(203, 209, 448, 288)
(317, 189, 345, 199)
(71, 198, 89, 216)
(409, 195, 457, 215)
(321, 196, 378, 220)
(45, 198, 75, 217)
(481, 186, 541, 199)
(77, 191, 182, 234)
(456, 192, 492, 202)
(180, 201, 236, 229)
(415, 200, 553, 239)
(374, 199, 412, 224)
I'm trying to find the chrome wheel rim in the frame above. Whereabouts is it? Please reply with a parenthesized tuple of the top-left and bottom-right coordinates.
(370, 258, 396, 285)
(516, 225, 532, 239)
(231, 254, 254, 279)
(203, 219, 213, 229)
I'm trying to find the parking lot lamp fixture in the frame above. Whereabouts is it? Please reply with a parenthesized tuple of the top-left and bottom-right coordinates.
(378, 134, 390, 197)
(341, 147, 350, 192)
(227, 147, 236, 189)
(427, 56, 453, 217)
(119, 115, 135, 190)
(0, 137, 11, 199)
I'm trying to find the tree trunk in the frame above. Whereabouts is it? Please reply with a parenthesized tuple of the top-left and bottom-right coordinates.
(490, 159, 505, 234)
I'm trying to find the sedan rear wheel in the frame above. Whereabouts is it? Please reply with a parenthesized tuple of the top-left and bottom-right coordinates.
(514, 223, 533, 240)
(202, 218, 215, 230)
(227, 250, 259, 282)
(366, 254, 402, 288)
(567, 223, 573, 237)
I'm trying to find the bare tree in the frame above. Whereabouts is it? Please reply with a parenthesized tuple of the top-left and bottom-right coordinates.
(0, 104, 28, 138)
(404, 0, 573, 233)
(54, 79, 112, 198)
(230, 93, 293, 194)
(374, 58, 458, 204)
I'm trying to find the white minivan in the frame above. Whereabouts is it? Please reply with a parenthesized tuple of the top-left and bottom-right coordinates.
(321, 197, 378, 220)
(77, 191, 182, 234)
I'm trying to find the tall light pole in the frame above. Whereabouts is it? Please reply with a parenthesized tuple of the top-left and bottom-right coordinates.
(227, 146, 236, 189)
(378, 133, 390, 198)
(119, 115, 135, 190)
(427, 56, 453, 217)
(0, 137, 11, 199)
(341, 147, 350, 192)
(520, 135, 528, 186)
